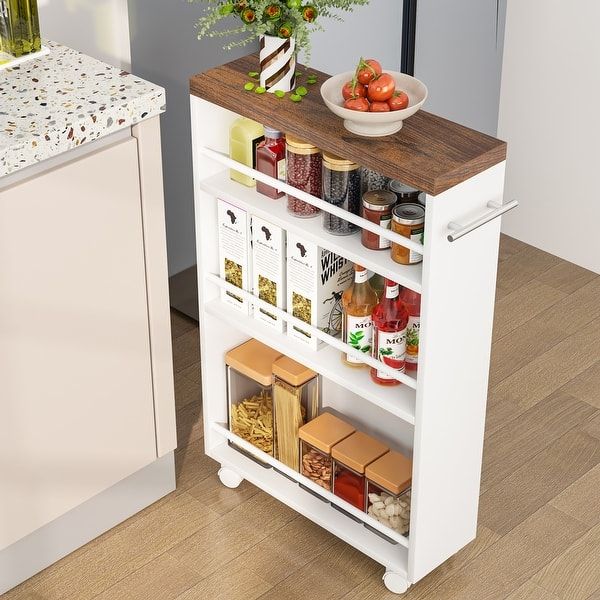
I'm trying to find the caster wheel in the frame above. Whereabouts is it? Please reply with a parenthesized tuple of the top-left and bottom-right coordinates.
(218, 467, 243, 489)
(383, 571, 409, 594)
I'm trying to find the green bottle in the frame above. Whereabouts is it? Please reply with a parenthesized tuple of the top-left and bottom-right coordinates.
(0, 0, 41, 58)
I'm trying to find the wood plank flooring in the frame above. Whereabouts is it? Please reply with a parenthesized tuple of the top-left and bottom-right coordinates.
(5, 234, 600, 600)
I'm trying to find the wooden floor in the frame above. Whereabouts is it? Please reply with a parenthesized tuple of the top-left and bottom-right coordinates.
(6, 235, 600, 600)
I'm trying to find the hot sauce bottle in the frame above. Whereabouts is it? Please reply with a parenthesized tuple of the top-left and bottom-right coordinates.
(256, 126, 286, 199)
(371, 279, 409, 386)
(399, 287, 421, 372)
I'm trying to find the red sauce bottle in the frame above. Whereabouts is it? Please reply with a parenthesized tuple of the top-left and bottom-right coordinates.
(371, 279, 409, 386)
(399, 287, 421, 372)
(256, 126, 286, 199)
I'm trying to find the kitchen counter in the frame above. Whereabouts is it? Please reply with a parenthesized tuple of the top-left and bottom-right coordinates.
(0, 41, 165, 177)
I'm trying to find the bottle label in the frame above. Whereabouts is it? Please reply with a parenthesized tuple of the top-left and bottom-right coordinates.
(385, 284, 400, 299)
(379, 216, 392, 249)
(406, 316, 420, 364)
(376, 327, 407, 379)
(409, 226, 425, 263)
(277, 157, 286, 182)
(355, 269, 369, 284)
(345, 314, 373, 364)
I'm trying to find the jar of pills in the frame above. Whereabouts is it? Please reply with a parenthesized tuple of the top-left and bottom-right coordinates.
(322, 152, 361, 236)
(391, 203, 425, 265)
(286, 135, 321, 218)
(361, 190, 397, 251)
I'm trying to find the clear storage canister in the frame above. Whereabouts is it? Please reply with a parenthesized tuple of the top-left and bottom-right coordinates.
(332, 432, 389, 511)
(225, 339, 282, 458)
(365, 450, 412, 535)
(361, 167, 391, 194)
(322, 152, 361, 236)
(272, 356, 320, 470)
(298, 412, 355, 490)
(286, 135, 321, 218)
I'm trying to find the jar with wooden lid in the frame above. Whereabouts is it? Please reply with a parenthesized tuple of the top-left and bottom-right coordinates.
(286, 135, 321, 218)
(332, 432, 389, 511)
(272, 356, 319, 470)
(391, 203, 425, 265)
(388, 180, 423, 206)
(322, 152, 361, 236)
(298, 412, 355, 490)
(361, 190, 397, 251)
(365, 450, 412, 535)
(225, 339, 282, 457)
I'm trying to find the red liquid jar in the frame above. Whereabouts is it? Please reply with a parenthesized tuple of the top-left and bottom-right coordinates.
(256, 126, 286, 199)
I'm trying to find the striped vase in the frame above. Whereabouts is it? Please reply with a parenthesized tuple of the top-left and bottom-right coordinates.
(259, 34, 296, 93)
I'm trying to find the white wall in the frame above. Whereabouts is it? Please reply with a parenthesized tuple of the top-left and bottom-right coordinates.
(498, 0, 600, 274)
(38, 0, 131, 69)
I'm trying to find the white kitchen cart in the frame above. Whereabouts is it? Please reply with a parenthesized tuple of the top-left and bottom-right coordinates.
(189, 55, 512, 594)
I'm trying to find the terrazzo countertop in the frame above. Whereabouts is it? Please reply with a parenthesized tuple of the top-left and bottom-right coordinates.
(0, 41, 165, 177)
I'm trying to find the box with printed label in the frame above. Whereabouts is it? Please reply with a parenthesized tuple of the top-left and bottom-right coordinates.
(252, 216, 286, 332)
(286, 232, 353, 349)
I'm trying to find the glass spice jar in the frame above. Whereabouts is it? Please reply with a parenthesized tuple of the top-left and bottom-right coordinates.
(391, 203, 425, 265)
(286, 135, 321, 218)
(256, 126, 286, 199)
(332, 431, 389, 511)
(361, 167, 391, 195)
(361, 190, 397, 251)
(388, 180, 423, 206)
(322, 152, 361, 236)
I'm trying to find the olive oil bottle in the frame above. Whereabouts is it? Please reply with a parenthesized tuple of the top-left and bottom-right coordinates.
(0, 0, 40, 59)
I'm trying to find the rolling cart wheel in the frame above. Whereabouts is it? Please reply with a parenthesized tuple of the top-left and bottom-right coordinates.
(218, 467, 243, 489)
(383, 571, 409, 594)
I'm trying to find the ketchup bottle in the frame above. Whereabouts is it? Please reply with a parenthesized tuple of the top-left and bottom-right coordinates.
(399, 287, 421, 372)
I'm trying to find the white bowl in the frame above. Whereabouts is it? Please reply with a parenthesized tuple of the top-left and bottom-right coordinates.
(320, 71, 428, 137)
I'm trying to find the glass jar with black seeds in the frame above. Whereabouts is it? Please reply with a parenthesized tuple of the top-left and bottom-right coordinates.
(322, 152, 361, 236)
(361, 167, 391, 195)
(286, 135, 322, 218)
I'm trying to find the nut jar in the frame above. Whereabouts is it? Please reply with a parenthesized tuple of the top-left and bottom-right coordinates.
(298, 412, 355, 491)
(391, 203, 425, 265)
(388, 180, 423, 205)
(225, 339, 282, 458)
(361, 190, 397, 251)
(286, 135, 321, 218)
(365, 450, 412, 535)
(332, 432, 389, 511)
(272, 356, 320, 470)
(361, 167, 390, 194)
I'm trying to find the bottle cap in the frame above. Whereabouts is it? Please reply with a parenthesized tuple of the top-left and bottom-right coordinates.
(362, 190, 397, 211)
(264, 126, 283, 138)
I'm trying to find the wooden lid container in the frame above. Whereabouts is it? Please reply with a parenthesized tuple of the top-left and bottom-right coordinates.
(332, 432, 389, 474)
(365, 450, 412, 495)
(298, 412, 355, 454)
(273, 356, 317, 387)
(225, 339, 282, 386)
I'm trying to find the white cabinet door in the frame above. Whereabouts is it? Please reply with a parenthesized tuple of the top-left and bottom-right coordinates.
(0, 138, 157, 550)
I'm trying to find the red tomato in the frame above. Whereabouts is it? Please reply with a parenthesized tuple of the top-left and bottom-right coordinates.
(356, 59, 382, 85)
(367, 73, 396, 102)
(369, 101, 390, 112)
(388, 90, 409, 111)
(342, 80, 367, 100)
(344, 97, 370, 112)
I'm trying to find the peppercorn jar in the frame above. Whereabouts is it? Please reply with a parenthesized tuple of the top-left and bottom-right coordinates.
(272, 356, 320, 470)
(361, 190, 397, 251)
(298, 412, 355, 490)
(225, 339, 283, 458)
(388, 180, 423, 206)
(332, 432, 389, 511)
(361, 167, 391, 194)
(391, 203, 425, 265)
(365, 450, 412, 535)
(322, 152, 361, 236)
(286, 135, 321, 218)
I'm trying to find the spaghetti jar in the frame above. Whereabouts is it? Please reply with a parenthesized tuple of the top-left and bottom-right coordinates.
(286, 135, 321, 218)
(332, 432, 389, 511)
(365, 450, 412, 535)
(256, 126, 286, 199)
(388, 180, 423, 206)
(272, 356, 319, 470)
(361, 190, 397, 251)
(391, 204, 425, 265)
(322, 152, 361, 235)
(299, 412, 355, 488)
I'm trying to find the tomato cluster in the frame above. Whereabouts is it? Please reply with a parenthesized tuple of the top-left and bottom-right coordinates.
(342, 58, 409, 113)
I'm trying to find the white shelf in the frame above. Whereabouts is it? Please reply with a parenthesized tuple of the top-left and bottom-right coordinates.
(205, 298, 416, 425)
(199, 170, 423, 294)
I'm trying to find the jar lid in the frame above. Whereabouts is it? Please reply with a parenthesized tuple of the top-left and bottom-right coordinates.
(298, 412, 355, 454)
(365, 450, 412, 495)
(392, 203, 425, 226)
(273, 355, 317, 387)
(362, 190, 397, 211)
(225, 339, 283, 386)
(389, 179, 421, 197)
(264, 126, 284, 138)
(331, 431, 389, 474)
(286, 135, 318, 150)
(322, 151, 359, 171)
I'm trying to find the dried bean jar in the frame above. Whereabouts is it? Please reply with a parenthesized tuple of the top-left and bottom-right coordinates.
(332, 432, 389, 511)
(391, 203, 425, 265)
(361, 167, 391, 194)
(298, 412, 355, 491)
(322, 152, 361, 236)
(361, 190, 397, 251)
(388, 180, 423, 206)
(365, 450, 412, 535)
(286, 135, 321, 218)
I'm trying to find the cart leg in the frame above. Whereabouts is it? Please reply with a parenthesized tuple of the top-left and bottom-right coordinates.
(383, 570, 409, 594)
(218, 466, 244, 489)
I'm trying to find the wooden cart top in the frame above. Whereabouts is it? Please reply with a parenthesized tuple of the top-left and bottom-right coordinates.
(190, 54, 506, 196)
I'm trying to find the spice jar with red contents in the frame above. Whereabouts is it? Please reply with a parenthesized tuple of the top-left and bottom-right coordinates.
(256, 126, 286, 199)
(332, 431, 389, 511)
(286, 135, 321, 218)
(298, 412, 355, 491)
(365, 450, 412, 535)
(361, 190, 397, 251)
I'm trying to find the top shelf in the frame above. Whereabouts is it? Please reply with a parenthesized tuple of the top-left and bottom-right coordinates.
(190, 54, 506, 196)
